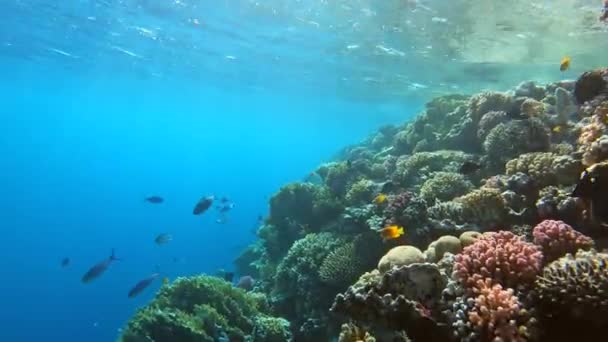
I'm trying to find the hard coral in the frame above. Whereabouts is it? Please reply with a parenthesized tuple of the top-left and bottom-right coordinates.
(532, 219, 594, 263)
(505, 152, 581, 187)
(119, 276, 279, 342)
(331, 263, 449, 341)
(419, 171, 473, 203)
(534, 250, 608, 330)
(345, 179, 376, 206)
(483, 119, 550, 166)
(456, 187, 507, 228)
(467, 279, 532, 342)
(453, 231, 543, 290)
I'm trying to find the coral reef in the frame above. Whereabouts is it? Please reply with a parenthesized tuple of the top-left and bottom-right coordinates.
(419, 172, 473, 203)
(453, 231, 543, 290)
(533, 250, 608, 340)
(216, 68, 608, 342)
(377, 245, 425, 273)
(119, 276, 288, 342)
(532, 219, 594, 263)
(331, 263, 450, 341)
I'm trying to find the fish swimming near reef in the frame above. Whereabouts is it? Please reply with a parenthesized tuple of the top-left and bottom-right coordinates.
(145, 196, 164, 204)
(378, 225, 405, 241)
(218, 203, 235, 213)
(82, 249, 120, 283)
(193, 195, 214, 215)
(154, 233, 172, 245)
(571, 161, 608, 227)
(237, 275, 255, 291)
(373, 193, 387, 204)
(459, 160, 482, 174)
(61, 257, 70, 268)
(127, 272, 161, 298)
(560, 56, 571, 72)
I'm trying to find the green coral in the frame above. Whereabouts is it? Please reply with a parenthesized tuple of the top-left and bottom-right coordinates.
(318, 234, 383, 288)
(419, 171, 473, 203)
(483, 118, 550, 167)
(345, 179, 376, 206)
(324, 161, 357, 195)
(119, 276, 285, 342)
(393, 150, 471, 187)
(272, 232, 347, 331)
(456, 187, 507, 227)
(269, 182, 343, 228)
(253, 316, 292, 342)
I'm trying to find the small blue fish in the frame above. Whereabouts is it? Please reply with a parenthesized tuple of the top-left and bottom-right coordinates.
(145, 196, 164, 204)
(193, 195, 214, 215)
(81, 249, 120, 283)
(128, 273, 161, 298)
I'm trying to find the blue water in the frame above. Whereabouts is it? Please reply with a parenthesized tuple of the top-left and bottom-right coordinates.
(0, 59, 419, 341)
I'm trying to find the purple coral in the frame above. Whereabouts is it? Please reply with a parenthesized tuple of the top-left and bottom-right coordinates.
(453, 231, 543, 290)
(384, 191, 413, 225)
(532, 219, 594, 263)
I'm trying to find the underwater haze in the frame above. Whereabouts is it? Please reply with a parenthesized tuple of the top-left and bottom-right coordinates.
(3, 0, 608, 342)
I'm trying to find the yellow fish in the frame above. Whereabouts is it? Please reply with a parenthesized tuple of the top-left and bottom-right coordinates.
(552, 125, 562, 133)
(379, 225, 405, 241)
(373, 193, 387, 204)
(162, 277, 169, 285)
(560, 56, 571, 72)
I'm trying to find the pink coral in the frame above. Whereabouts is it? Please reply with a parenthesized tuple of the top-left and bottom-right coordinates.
(532, 219, 594, 263)
(468, 278, 528, 342)
(453, 231, 543, 289)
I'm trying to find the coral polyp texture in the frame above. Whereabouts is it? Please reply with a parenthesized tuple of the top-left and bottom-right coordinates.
(118, 68, 608, 342)
(532, 219, 594, 263)
(453, 231, 543, 290)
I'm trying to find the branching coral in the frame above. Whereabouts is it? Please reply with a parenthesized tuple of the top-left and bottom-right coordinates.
(532, 219, 594, 263)
(453, 231, 543, 290)
(465, 278, 534, 342)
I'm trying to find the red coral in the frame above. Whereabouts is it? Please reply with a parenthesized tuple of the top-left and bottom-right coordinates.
(532, 219, 594, 263)
(453, 231, 543, 289)
(468, 278, 528, 342)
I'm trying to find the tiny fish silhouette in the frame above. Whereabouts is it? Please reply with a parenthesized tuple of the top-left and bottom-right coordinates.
(193, 195, 214, 215)
(61, 257, 70, 268)
(82, 249, 120, 283)
(154, 233, 172, 245)
(128, 273, 161, 298)
(145, 196, 164, 204)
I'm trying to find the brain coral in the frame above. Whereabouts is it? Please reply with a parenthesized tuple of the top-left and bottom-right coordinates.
(453, 231, 543, 290)
(483, 119, 550, 166)
(419, 172, 473, 203)
(532, 219, 594, 263)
